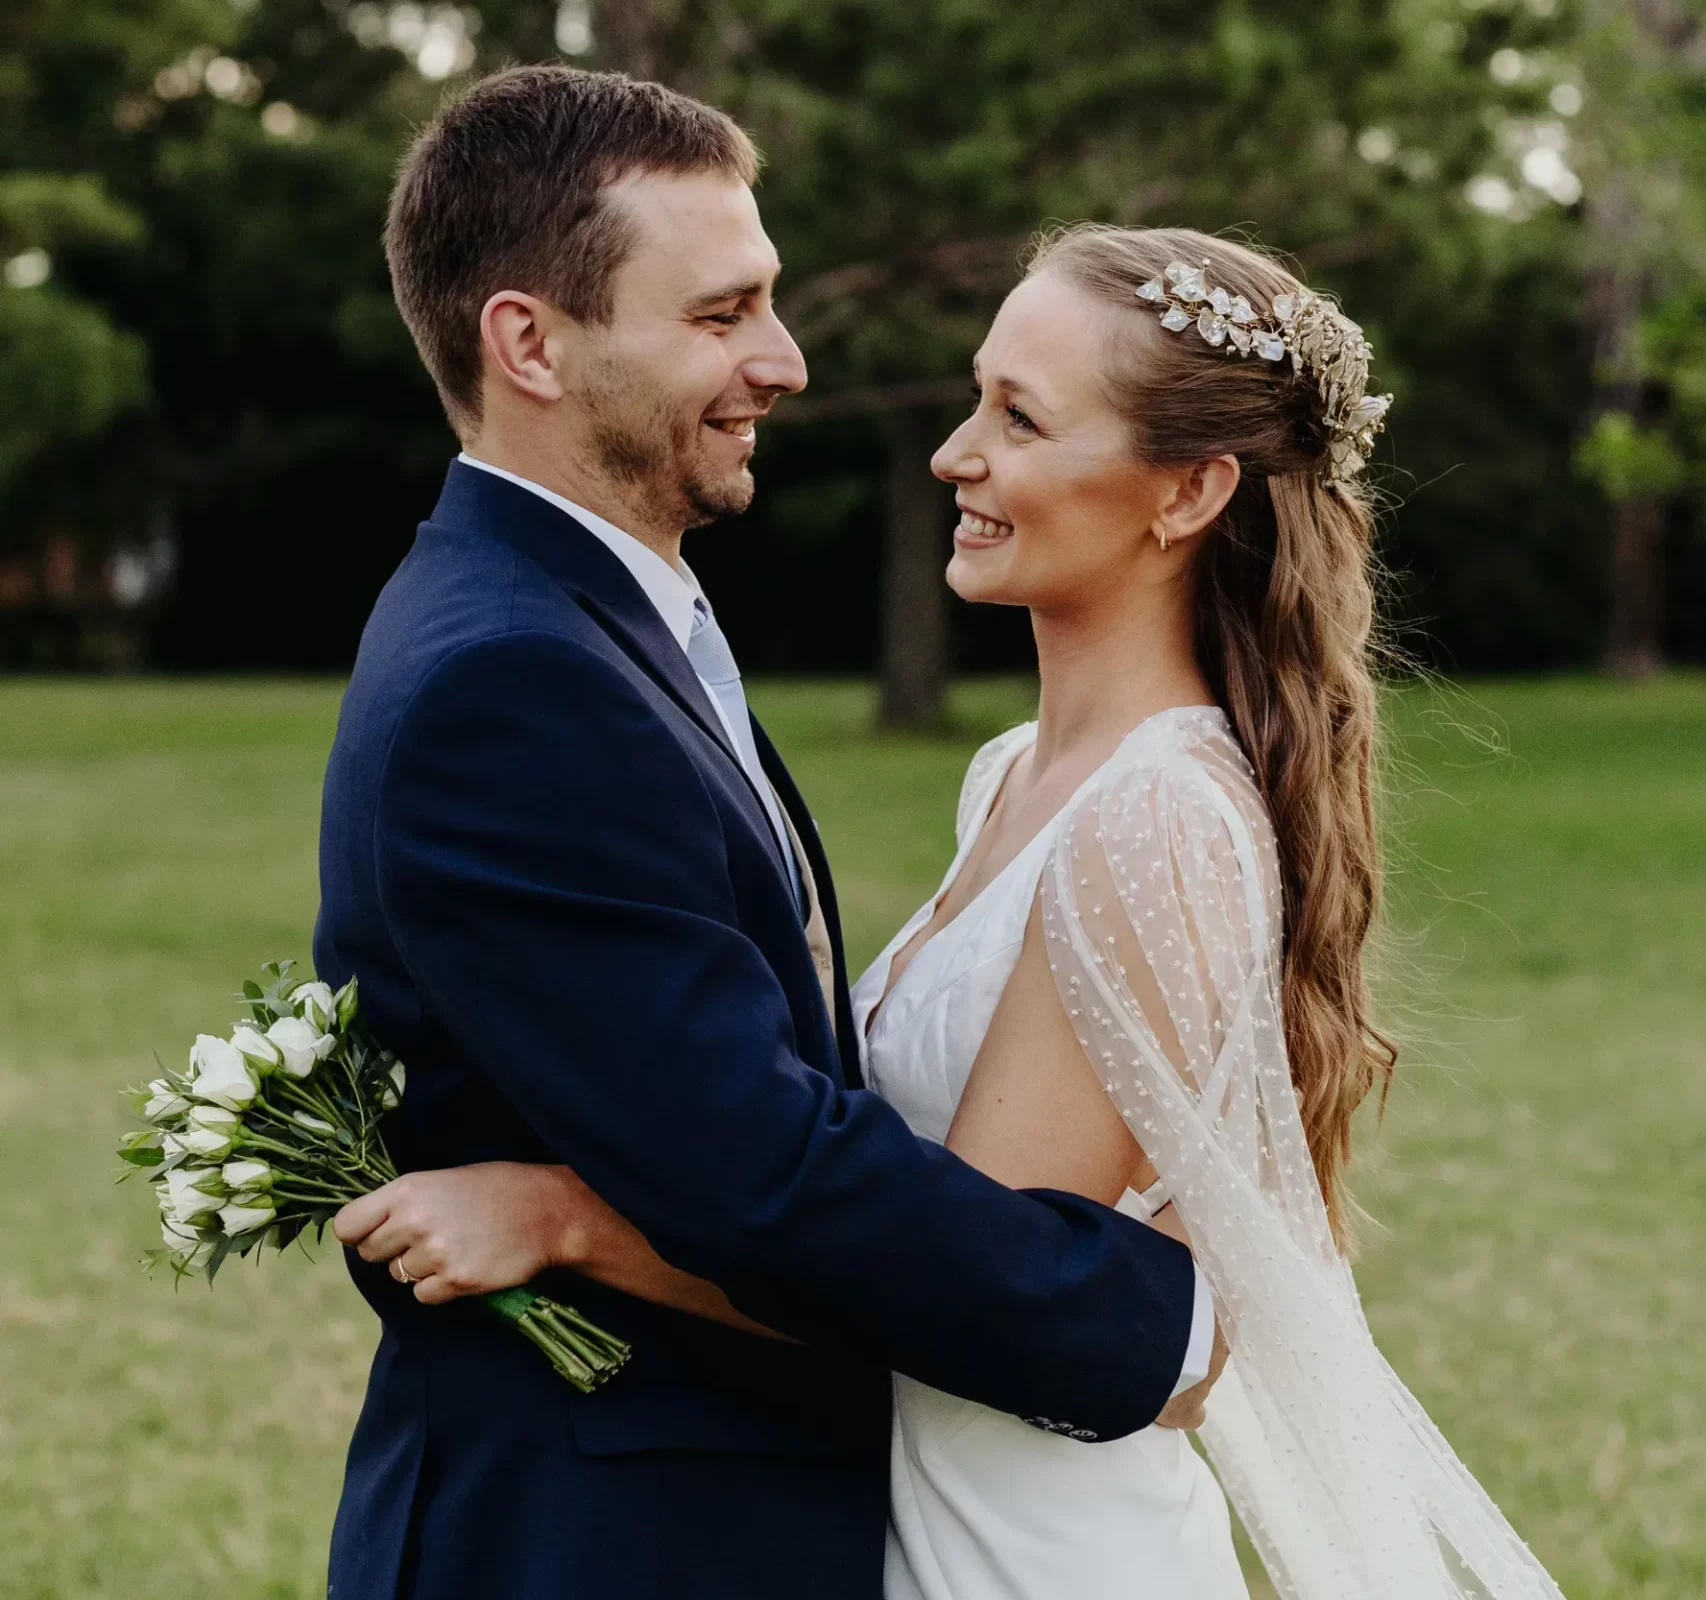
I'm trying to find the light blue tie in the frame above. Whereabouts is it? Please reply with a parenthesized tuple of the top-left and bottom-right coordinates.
(687, 597, 803, 910)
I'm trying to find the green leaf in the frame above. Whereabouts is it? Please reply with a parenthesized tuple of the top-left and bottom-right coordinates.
(0, 173, 143, 254)
(0, 284, 147, 494)
(1575, 411, 1689, 501)
(204, 1234, 239, 1284)
(272, 1215, 310, 1253)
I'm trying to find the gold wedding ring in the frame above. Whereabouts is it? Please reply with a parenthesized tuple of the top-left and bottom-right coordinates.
(390, 1257, 415, 1286)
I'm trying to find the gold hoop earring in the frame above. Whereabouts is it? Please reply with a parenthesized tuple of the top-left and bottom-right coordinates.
(1158, 531, 1170, 554)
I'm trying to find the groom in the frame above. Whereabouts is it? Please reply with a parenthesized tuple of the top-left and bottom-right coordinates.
(315, 66, 1213, 1600)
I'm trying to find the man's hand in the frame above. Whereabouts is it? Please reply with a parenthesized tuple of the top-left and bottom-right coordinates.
(333, 1161, 618, 1306)
(332, 1162, 787, 1338)
(1153, 1317, 1230, 1431)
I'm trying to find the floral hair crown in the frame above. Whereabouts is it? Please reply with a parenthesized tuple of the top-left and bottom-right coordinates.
(1133, 259, 1392, 482)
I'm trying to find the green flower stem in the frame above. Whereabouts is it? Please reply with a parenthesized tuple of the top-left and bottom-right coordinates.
(265, 1179, 360, 1206)
(233, 1130, 341, 1167)
(367, 1156, 400, 1185)
(263, 1076, 349, 1129)
(481, 1287, 631, 1395)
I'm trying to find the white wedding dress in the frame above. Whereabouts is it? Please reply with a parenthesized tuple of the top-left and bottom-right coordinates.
(851, 708, 1567, 1600)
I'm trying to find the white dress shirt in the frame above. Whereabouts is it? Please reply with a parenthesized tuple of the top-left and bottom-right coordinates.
(458, 453, 1212, 1401)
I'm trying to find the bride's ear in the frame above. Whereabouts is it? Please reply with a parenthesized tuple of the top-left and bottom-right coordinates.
(1151, 454, 1240, 551)
(479, 291, 567, 405)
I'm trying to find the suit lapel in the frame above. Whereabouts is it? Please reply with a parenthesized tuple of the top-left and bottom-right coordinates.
(429, 462, 793, 889)
(753, 720, 864, 1091)
(574, 589, 737, 767)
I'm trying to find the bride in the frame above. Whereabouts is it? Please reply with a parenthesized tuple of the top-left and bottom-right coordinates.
(336, 224, 1565, 1599)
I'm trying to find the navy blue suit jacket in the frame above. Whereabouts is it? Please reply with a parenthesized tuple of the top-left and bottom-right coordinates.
(314, 461, 1197, 1600)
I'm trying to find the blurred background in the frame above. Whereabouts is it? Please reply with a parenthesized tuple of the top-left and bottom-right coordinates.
(3, 0, 1706, 696)
(1, 2, 1703, 1598)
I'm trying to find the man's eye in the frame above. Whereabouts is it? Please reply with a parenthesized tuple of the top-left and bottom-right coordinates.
(707, 313, 742, 327)
(1006, 405, 1036, 432)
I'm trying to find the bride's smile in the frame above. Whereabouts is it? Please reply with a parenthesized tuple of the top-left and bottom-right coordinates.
(933, 270, 1222, 620)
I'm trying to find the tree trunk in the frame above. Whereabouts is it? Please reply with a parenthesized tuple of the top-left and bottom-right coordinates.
(1585, 173, 1664, 677)
(878, 407, 952, 729)
(1605, 493, 1664, 676)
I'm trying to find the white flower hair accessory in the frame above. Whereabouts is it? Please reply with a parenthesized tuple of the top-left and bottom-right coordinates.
(1134, 259, 1393, 482)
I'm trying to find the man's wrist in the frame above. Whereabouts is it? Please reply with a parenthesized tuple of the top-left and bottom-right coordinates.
(543, 1166, 603, 1270)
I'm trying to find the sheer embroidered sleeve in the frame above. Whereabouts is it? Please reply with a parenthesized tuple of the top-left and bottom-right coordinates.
(1039, 716, 1565, 1600)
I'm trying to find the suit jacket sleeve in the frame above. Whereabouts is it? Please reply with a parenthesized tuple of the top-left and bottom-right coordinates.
(374, 629, 1196, 1437)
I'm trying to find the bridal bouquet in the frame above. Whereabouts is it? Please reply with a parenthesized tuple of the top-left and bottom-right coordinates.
(119, 961, 630, 1394)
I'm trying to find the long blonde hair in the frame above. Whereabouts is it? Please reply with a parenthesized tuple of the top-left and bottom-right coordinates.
(1028, 223, 1395, 1249)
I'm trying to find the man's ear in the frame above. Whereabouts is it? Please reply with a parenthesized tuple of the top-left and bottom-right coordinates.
(478, 291, 566, 405)
(1152, 454, 1241, 549)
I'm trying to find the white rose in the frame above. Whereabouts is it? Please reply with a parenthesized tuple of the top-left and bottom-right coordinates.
(265, 1015, 335, 1078)
(332, 977, 359, 1029)
(183, 1106, 239, 1158)
(230, 1024, 281, 1071)
(161, 1217, 216, 1270)
(219, 1200, 276, 1236)
(179, 1125, 235, 1160)
(189, 1035, 259, 1111)
(161, 1216, 206, 1251)
(143, 1078, 191, 1123)
(291, 981, 336, 1031)
(165, 1166, 226, 1222)
(381, 1059, 406, 1110)
(292, 1110, 336, 1135)
(222, 1158, 273, 1192)
(173, 1238, 217, 1271)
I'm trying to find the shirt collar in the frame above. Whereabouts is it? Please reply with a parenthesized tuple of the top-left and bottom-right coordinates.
(457, 453, 701, 651)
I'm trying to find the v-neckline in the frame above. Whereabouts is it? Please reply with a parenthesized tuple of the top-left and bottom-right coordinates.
(863, 728, 1038, 1040)
(861, 703, 1228, 1046)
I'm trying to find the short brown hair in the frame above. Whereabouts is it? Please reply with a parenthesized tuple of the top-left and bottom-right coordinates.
(385, 66, 761, 432)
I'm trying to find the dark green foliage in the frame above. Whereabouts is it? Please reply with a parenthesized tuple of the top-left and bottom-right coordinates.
(1, 0, 1702, 668)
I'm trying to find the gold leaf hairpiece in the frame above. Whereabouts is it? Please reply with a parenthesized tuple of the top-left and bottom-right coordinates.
(1134, 259, 1392, 482)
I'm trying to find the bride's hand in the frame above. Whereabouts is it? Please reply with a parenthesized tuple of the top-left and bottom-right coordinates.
(1138, 1199, 1231, 1431)
(1153, 1316, 1230, 1431)
(333, 1161, 624, 1306)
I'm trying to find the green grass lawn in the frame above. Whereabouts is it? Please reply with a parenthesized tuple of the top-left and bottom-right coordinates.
(0, 674, 1701, 1598)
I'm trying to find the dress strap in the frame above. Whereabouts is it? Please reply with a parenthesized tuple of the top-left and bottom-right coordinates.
(1133, 1177, 1171, 1217)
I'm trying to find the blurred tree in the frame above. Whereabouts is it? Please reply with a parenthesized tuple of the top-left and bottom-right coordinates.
(0, 175, 146, 494)
(698, 0, 1578, 718)
(1, 0, 1701, 680)
(1564, 0, 1706, 674)
(0, 0, 228, 509)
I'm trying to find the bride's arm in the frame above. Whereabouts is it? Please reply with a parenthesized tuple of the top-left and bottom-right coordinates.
(333, 1161, 789, 1340)
(944, 899, 1158, 1203)
(944, 896, 1228, 1426)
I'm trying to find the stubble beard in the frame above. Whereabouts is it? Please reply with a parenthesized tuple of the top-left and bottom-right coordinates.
(586, 367, 755, 534)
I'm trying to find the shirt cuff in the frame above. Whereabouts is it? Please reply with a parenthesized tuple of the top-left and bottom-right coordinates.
(1168, 1264, 1215, 1398)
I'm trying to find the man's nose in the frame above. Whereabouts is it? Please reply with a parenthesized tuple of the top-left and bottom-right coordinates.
(744, 309, 808, 396)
